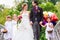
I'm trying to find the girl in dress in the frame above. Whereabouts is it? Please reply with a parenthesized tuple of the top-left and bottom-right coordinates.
(12, 14, 18, 40)
(40, 17, 54, 40)
(14, 3, 34, 40)
(12, 14, 18, 25)
(4, 15, 12, 40)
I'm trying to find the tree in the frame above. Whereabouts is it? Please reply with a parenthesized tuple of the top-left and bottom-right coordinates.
(0, 5, 4, 12)
(55, 2, 60, 19)
(39, 2, 57, 12)
(27, 0, 32, 10)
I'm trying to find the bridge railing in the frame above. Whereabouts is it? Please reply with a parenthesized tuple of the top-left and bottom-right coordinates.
(0, 24, 5, 40)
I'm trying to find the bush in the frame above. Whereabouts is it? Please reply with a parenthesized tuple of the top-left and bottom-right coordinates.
(0, 8, 20, 25)
(39, 2, 57, 12)
(55, 2, 60, 20)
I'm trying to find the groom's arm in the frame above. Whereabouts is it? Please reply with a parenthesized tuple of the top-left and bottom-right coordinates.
(30, 9, 33, 22)
(40, 8, 43, 21)
(29, 9, 33, 25)
(39, 8, 43, 25)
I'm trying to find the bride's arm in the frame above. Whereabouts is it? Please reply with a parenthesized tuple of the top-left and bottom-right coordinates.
(20, 11, 23, 16)
(28, 11, 33, 25)
(28, 11, 30, 21)
(18, 11, 23, 24)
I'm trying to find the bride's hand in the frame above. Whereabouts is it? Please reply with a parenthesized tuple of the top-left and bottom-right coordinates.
(18, 15, 22, 20)
(30, 21, 33, 25)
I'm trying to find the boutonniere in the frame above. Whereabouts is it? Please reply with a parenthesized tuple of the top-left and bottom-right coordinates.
(38, 10, 40, 12)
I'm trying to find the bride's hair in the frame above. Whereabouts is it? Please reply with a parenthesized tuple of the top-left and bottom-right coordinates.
(22, 3, 28, 10)
(20, 3, 28, 15)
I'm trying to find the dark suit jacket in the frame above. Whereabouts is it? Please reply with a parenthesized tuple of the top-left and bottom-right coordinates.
(30, 6, 43, 23)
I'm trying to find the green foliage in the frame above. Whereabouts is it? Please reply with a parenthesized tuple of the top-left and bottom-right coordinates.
(38, 0, 48, 3)
(40, 27, 46, 40)
(0, 8, 20, 25)
(0, 1, 60, 40)
(27, 0, 32, 10)
(16, 0, 32, 11)
(50, 0, 57, 4)
(8, 9, 20, 16)
(0, 8, 9, 25)
(38, 0, 60, 4)
(55, 2, 60, 19)
(50, 0, 60, 4)
(16, 2, 23, 11)
(39, 2, 57, 12)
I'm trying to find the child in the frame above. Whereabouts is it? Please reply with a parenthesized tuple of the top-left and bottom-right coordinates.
(4, 15, 12, 40)
(12, 14, 18, 40)
(40, 17, 54, 40)
(12, 14, 18, 25)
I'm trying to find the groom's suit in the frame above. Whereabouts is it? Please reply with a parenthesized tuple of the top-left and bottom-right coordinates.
(30, 6, 43, 40)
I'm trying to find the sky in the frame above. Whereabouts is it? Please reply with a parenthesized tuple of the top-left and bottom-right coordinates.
(0, 0, 15, 8)
(0, 0, 27, 8)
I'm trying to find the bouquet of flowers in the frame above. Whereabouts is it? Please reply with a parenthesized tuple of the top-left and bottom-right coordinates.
(18, 15, 22, 23)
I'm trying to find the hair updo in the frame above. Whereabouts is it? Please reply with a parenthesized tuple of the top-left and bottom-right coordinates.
(22, 3, 28, 9)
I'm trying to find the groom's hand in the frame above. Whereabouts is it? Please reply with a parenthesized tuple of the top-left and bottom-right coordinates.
(30, 21, 33, 25)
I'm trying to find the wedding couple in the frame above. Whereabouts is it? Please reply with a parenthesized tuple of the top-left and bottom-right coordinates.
(13, 1, 43, 40)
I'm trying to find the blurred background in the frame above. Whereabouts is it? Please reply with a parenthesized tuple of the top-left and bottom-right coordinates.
(0, 0, 60, 40)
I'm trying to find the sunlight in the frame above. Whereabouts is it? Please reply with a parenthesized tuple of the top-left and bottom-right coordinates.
(0, 0, 15, 8)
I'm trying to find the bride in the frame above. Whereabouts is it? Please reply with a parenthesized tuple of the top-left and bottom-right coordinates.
(13, 3, 34, 40)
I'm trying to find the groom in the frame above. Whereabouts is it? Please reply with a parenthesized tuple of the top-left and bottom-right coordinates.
(30, 0, 43, 40)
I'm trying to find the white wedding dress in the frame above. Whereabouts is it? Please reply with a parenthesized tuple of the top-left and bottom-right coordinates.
(13, 12, 34, 40)
(12, 20, 18, 40)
